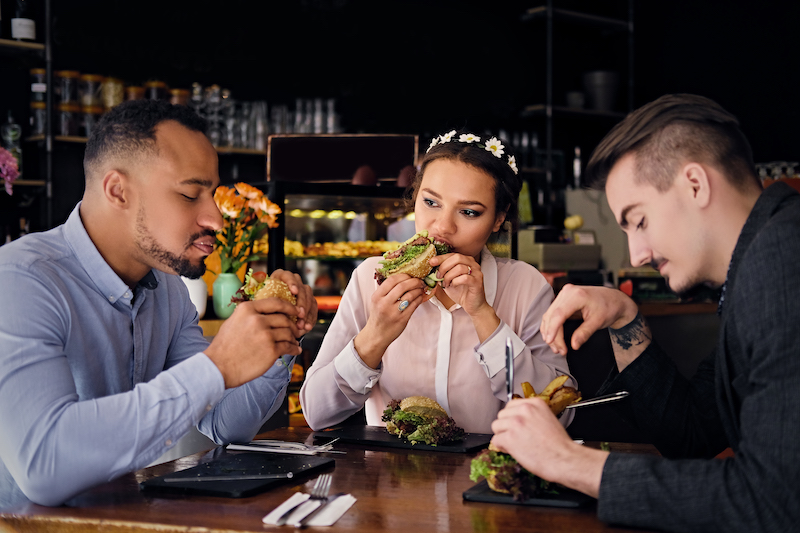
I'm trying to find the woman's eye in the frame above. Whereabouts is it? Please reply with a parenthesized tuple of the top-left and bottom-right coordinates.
(462, 209, 480, 218)
(423, 198, 438, 208)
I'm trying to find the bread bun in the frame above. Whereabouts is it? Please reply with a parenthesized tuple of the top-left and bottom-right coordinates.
(384, 245, 436, 279)
(254, 279, 297, 321)
(399, 395, 447, 419)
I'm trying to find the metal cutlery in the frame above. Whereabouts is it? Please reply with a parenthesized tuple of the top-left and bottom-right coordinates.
(275, 473, 332, 526)
(564, 391, 630, 409)
(296, 492, 346, 528)
(505, 337, 514, 403)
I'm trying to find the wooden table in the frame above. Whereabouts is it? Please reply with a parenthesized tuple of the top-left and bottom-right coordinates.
(0, 427, 660, 533)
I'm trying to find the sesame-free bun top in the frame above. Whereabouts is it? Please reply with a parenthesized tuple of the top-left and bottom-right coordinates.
(399, 395, 448, 419)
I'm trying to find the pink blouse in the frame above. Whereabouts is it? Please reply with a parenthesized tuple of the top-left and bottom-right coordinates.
(300, 248, 576, 434)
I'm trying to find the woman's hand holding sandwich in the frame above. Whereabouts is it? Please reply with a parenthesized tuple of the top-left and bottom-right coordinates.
(353, 274, 431, 369)
(429, 252, 501, 343)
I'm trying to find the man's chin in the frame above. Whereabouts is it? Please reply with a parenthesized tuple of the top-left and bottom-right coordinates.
(174, 258, 207, 280)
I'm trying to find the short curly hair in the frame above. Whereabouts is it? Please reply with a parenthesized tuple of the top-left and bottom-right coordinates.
(407, 131, 522, 231)
(83, 99, 208, 181)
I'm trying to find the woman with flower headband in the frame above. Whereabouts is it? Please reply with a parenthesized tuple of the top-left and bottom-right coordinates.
(300, 130, 575, 434)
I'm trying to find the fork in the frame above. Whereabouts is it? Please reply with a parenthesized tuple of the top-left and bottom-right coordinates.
(275, 473, 332, 526)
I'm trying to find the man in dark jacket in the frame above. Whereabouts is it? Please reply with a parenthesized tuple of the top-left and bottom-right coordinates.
(491, 93, 800, 532)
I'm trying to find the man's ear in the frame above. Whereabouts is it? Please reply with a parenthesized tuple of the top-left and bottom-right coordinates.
(681, 163, 711, 209)
(102, 169, 130, 209)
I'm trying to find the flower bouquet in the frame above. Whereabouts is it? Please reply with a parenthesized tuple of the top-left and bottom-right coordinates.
(1, 147, 20, 196)
(209, 182, 281, 318)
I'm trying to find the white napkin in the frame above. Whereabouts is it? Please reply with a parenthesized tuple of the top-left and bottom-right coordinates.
(263, 492, 357, 527)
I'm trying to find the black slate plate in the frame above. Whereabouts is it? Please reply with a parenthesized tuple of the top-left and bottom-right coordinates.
(463, 479, 595, 508)
(313, 425, 492, 453)
(139, 452, 334, 498)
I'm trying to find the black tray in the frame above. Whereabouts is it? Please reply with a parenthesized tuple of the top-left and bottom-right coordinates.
(139, 452, 334, 498)
(463, 479, 594, 508)
(313, 425, 492, 453)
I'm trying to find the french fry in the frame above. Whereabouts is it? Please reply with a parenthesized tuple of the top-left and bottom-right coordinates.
(521, 382, 536, 398)
(536, 375, 569, 400)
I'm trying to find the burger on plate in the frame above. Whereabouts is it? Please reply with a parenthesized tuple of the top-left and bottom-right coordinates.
(381, 396, 465, 446)
(374, 230, 452, 287)
(469, 443, 557, 501)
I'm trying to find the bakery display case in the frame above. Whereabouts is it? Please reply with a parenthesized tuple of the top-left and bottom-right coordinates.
(258, 134, 419, 426)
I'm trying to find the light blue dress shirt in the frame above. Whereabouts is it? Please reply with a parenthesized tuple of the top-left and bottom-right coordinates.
(0, 204, 293, 508)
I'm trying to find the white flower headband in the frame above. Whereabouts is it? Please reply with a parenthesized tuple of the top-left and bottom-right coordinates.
(426, 131, 518, 175)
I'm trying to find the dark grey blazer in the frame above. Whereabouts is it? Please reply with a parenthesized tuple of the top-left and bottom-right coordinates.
(595, 182, 800, 532)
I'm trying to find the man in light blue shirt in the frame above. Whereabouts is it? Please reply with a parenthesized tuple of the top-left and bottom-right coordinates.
(0, 100, 317, 508)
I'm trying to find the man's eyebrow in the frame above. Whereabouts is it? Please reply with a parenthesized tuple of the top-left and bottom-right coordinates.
(179, 178, 215, 187)
(618, 204, 639, 229)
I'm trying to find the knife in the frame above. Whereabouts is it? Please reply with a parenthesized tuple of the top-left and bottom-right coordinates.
(296, 492, 346, 528)
(505, 337, 514, 403)
(563, 391, 630, 410)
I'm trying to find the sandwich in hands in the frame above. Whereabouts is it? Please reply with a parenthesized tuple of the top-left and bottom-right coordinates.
(230, 269, 297, 320)
(381, 396, 465, 446)
(470, 443, 557, 501)
(374, 230, 452, 287)
(469, 376, 580, 500)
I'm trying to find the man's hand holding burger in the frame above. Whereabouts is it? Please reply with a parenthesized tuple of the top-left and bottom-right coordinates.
(490, 397, 607, 499)
(204, 270, 317, 389)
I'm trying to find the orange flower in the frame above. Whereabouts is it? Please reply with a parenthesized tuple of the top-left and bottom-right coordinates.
(234, 182, 262, 199)
(211, 182, 282, 274)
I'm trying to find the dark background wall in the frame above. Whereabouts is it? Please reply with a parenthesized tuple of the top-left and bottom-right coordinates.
(2, 0, 798, 234)
(38, 0, 800, 161)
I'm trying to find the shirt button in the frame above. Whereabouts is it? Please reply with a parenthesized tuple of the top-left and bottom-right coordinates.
(108, 295, 115, 302)
(124, 292, 131, 299)
(165, 439, 173, 446)
(206, 405, 213, 412)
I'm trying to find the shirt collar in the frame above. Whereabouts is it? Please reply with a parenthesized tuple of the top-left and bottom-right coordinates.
(63, 203, 159, 306)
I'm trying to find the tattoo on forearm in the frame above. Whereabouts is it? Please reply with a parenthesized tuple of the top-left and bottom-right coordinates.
(609, 312, 650, 351)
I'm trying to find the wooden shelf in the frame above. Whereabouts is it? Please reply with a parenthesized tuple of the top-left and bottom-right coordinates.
(0, 38, 45, 53)
(12, 179, 46, 187)
(25, 135, 267, 156)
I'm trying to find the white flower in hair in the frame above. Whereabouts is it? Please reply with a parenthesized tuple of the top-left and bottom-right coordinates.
(459, 133, 481, 144)
(428, 137, 440, 151)
(441, 130, 457, 143)
(508, 155, 518, 175)
(484, 137, 504, 158)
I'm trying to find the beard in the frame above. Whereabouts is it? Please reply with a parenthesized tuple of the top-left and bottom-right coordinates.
(134, 205, 210, 279)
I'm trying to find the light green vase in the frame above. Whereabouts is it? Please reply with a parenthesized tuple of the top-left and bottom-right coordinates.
(212, 273, 242, 319)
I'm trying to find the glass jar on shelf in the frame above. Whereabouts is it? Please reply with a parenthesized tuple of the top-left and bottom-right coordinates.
(169, 88, 190, 106)
(30, 68, 46, 103)
(79, 74, 105, 108)
(29, 101, 46, 136)
(54, 70, 80, 105)
(101, 77, 124, 110)
(126, 86, 145, 101)
(57, 102, 80, 137)
(145, 80, 169, 100)
(81, 105, 104, 138)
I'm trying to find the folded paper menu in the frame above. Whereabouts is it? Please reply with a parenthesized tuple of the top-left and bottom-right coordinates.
(262, 491, 357, 527)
